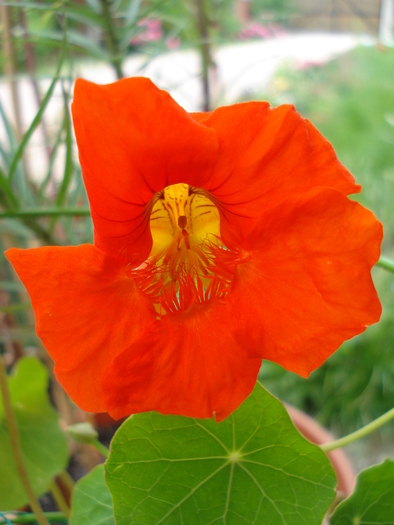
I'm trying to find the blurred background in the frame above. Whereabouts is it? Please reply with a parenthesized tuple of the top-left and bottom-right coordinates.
(0, 0, 393, 474)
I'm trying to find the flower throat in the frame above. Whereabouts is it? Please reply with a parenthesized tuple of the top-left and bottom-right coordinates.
(135, 183, 235, 314)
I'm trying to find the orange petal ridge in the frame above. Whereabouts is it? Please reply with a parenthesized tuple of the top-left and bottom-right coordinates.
(224, 188, 382, 376)
(5, 245, 156, 412)
(102, 300, 262, 421)
(195, 102, 360, 244)
(72, 77, 218, 266)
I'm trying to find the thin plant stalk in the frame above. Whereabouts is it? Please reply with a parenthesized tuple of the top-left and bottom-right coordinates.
(377, 255, 394, 273)
(99, 0, 124, 79)
(0, 356, 51, 525)
(0, 208, 90, 218)
(0, 4, 30, 178)
(58, 470, 75, 493)
(18, 8, 51, 163)
(195, 0, 213, 111)
(0, 5, 23, 140)
(321, 406, 394, 452)
(0, 512, 67, 524)
(49, 480, 70, 517)
(92, 439, 110, 458)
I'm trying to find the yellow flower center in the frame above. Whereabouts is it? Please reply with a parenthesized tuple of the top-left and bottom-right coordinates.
(149, 183, 221, 285)
(133, 183, 236, 315)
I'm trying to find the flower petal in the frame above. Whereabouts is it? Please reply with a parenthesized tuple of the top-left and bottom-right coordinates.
(225, 188, 382, 376)
(102, 301, 262, 421)
(72, 78, 218, 265)
(5, 245, 155, 412)
(197, 102, 360, 243)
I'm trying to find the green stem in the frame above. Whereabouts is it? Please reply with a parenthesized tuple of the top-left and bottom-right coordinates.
(321, 407, 394, 452)
(377, 255, 394, 273)
(0, 512, 67, 524)
(0, 303, 31, 314)
(58, 470, 75, 493)
(0, 171, 19, 209)
(99, 0, 124, 79)
(92, 439, 110, 458)
(0, 5, 24, 144)
(0, 208, 89, 243)
(0, 208, 91, 219)
(0, 194, 59, 245)
(195, 0, 212, 111)
(21, 219, 58, 246)
(49, 480, 70, 517)
(0, 356, 51, 525)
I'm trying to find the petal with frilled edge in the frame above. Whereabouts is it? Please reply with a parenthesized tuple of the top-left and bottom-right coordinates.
(223, 188, 382, 376)
(5, 245, 156, 412)
(102, 301, 262, 421)
(193, 103, 360, 244)
(72, 78, 218, 265)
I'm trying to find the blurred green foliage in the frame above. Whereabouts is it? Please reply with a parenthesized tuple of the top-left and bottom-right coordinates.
(257, 46, 394, 437)
(3, 0, 295, 75)
(268, 47, 394, 249)
(0, 357, 69, 510)
(250, 0, 295, 20)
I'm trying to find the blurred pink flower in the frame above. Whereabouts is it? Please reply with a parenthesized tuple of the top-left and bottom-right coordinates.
(165, 36, 181, 50)
(239, 22, 286, 40)
(131, 18, 163, 45)
(295, 59, 326, 71)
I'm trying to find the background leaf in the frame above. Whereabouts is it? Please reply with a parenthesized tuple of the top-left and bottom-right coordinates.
(330, 459, 394, 525)
(105, 383, 336, 525)
(0, 357, 69, 510)
(70, 465, 115, 525)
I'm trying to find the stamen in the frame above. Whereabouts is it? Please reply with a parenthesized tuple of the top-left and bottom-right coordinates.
(134, 183, 240, 314)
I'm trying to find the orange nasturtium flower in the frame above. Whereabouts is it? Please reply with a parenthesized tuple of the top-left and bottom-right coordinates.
(6, 78, 382, 421)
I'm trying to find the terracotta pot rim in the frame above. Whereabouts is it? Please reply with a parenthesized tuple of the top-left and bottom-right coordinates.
(285, 403, 355, 497)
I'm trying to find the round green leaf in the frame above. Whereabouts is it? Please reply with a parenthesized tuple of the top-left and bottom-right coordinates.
(105, 383, 336, 524)
(331, 459, 394, 525)
(0, 357, 69, 510)
(70, 465, 115, 525)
